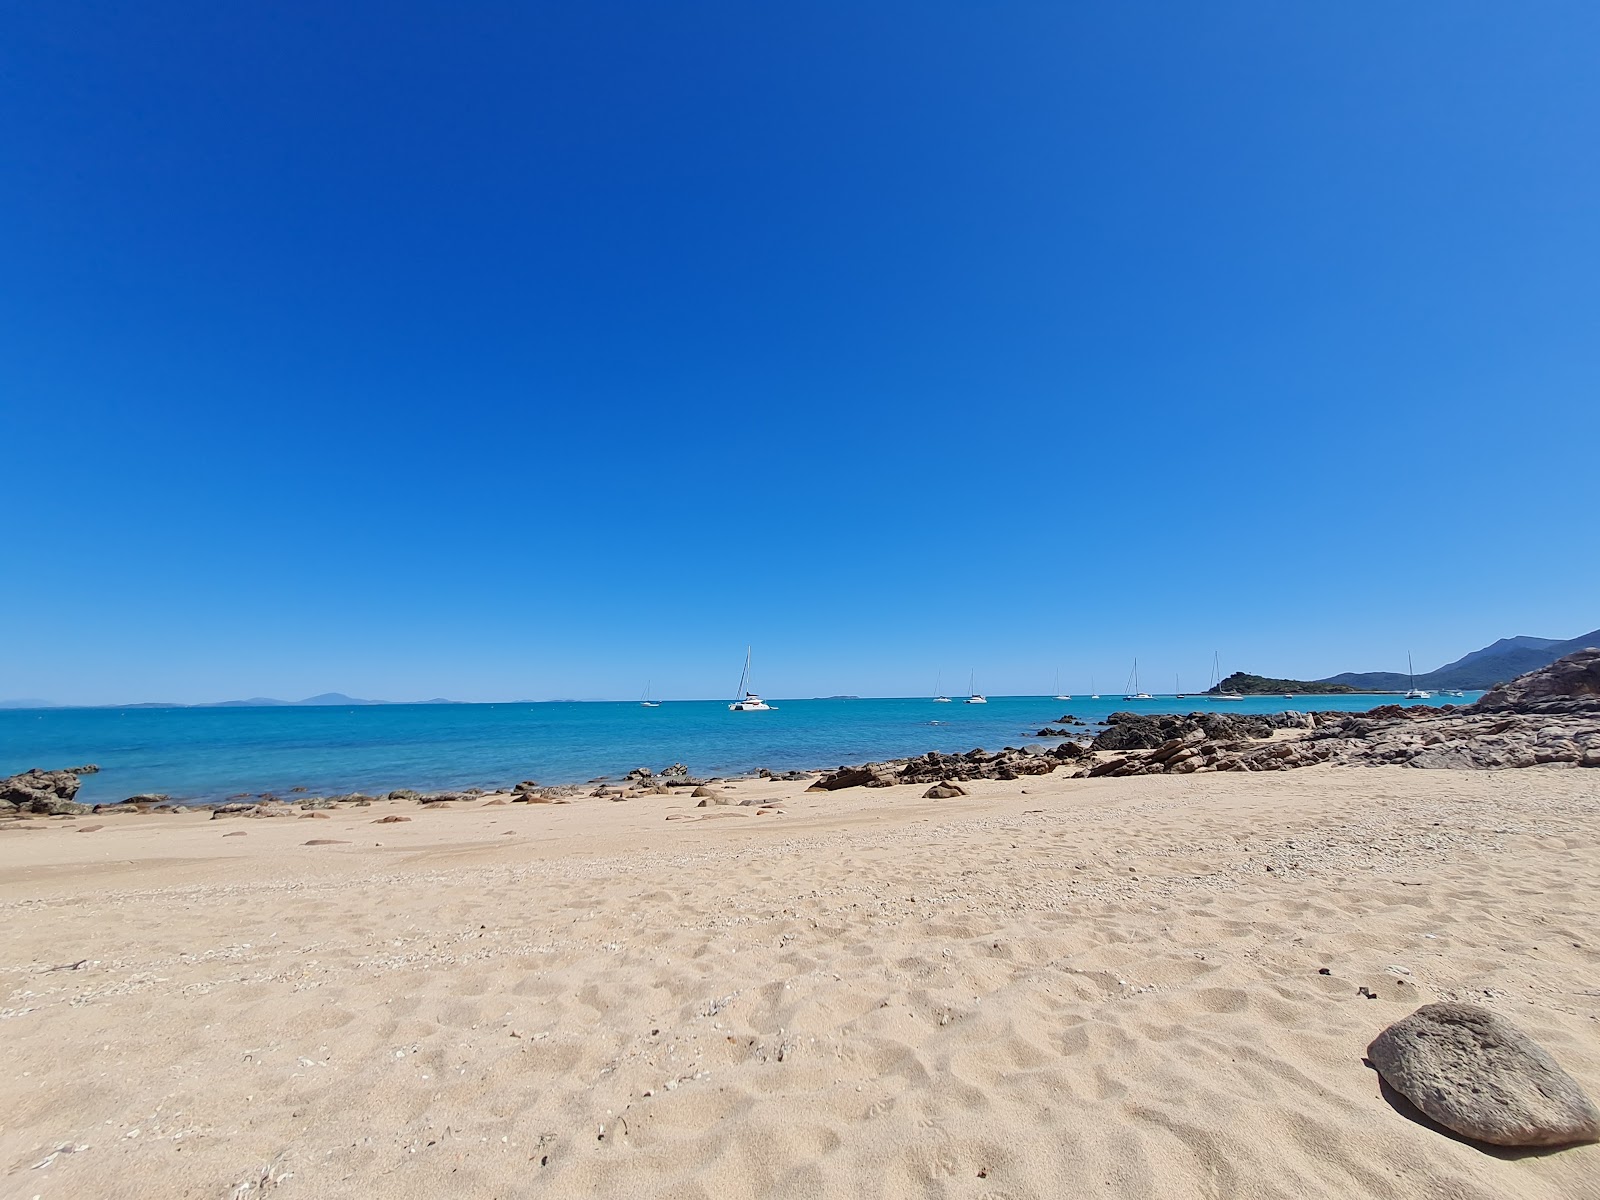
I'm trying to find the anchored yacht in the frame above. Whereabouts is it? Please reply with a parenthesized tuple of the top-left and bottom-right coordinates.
(729, 647, 774, 711)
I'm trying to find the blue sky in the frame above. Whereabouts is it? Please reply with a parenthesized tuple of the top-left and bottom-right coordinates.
(3, 2, 1597, 704)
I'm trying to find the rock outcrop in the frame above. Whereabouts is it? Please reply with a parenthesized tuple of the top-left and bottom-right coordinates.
(0, 765, 99, 815)
(1368, 1003, 1600, 1147)
(1084, 651, 1600, 778)
(1476, 646, 1600, 712)
(809, 744, 1082, 791)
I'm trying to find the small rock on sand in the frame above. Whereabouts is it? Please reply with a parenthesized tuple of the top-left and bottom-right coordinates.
(924, 783, 967, 799)
(303, 838, 351, 846)
(373, 815, 411, 824)
(1368, 1002, 1600, 1147)
(299, 812, 329, 819)
(76, 824, 104, 833)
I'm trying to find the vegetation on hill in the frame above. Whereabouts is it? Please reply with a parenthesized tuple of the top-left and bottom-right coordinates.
(1207, 673, 1357, 696)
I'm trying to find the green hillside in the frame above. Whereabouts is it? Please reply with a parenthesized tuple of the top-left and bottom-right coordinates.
(1207, 673, 1357, 696)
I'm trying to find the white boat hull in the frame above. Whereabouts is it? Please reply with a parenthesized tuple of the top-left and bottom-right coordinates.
(965, 696, 987, 704)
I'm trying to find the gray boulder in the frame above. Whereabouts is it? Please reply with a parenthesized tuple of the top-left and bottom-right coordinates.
(209, 803, 257, 819)
(1368, 1002, 1600, 1147)
(807, 766, 878, 791)
(419, 791, 468, 804)
(0, 766, 99, 815)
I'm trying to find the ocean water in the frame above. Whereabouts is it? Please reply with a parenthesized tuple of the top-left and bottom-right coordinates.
(1, 692, 1484, 807)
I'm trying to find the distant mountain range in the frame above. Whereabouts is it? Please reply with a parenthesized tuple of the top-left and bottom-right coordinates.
(1319, 628, 1600, 692)
(7, 630, 1597, 707)
(209, 693, 385, 707)
(0, 693, 464, 710)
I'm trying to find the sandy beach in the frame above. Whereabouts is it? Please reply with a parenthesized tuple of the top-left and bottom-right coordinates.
(2, 766, 1597, 1199)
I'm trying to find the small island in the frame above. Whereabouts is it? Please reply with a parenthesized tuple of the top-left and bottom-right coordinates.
(1205, 672, 1358, 696)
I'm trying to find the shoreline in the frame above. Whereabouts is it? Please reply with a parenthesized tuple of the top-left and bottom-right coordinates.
(2, 697, 1493, 811)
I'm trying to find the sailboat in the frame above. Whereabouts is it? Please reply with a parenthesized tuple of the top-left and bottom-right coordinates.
(933, 670, 952, 703)
(1207, 651, 1244, 700)
(1089, 675, 1099, 700)
(728, 647, 774, 711)
(965, 669, 987, 704)
(1054, 669, 1071, 702)
(639, 681, 661, 708)
(1403, 652, 1431, 700)
(1122, 659, 1153, 701)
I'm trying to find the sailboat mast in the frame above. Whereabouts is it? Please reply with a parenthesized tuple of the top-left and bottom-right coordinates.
(736, 647, 751, 700)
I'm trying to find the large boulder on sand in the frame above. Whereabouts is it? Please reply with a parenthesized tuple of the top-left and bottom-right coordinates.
(807, 766, 879, 791)
(1476, 647, 1600, 711)
(1367, 1002, 1600, 1147)
(0, 766, 99, 815)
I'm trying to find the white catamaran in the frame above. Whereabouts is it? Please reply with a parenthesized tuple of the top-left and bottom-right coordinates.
(1403, 652, 1431, 700)
(639, 681, 661, 708)
(728, 647, 774, 711)
(1054, 669, 1071, 701)
(965, 670, 987, 704)
(1123, 659, 1153, 701)
(933, 670, 952, 703)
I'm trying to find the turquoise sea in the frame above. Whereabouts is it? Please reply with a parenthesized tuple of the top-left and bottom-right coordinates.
(1, 692, 1483, 806)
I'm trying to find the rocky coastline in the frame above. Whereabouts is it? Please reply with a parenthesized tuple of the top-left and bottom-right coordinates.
(805, 648, 1600, 792)
(6, 650, 1597, 820)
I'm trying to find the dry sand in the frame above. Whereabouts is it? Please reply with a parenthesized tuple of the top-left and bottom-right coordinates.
(1, 766, 1597, 1199)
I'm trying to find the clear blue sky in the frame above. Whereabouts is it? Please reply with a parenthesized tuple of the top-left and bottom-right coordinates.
(3, 3, 1597, 704)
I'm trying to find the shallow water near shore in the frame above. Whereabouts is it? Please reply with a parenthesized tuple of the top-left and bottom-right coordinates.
(1, 692, 1483, 805)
